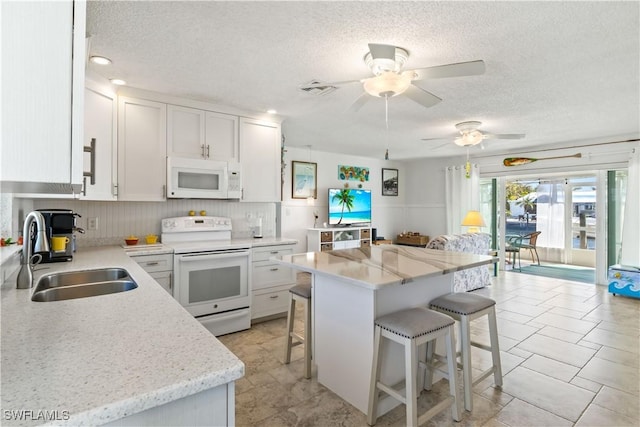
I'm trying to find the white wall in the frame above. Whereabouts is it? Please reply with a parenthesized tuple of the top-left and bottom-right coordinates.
(280, 146, 406, 253)
(401, 156, 457, 240)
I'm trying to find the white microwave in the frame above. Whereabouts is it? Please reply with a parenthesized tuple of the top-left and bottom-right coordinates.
(167, 157, 242, 199)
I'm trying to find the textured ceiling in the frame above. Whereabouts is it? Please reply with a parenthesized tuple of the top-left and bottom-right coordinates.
(86, 1, 640, 160)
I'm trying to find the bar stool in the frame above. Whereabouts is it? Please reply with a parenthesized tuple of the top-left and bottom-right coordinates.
(283, 283, 312, 379)
(429, 293, 503, 412)
(367, 307, 462, 426)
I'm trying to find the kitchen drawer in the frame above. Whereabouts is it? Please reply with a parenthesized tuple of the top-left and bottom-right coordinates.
(252, 245, 294, 262)
(320, 231, 333, 243)
(252, 287, 290, 319)
(130, 253, 173, 273)
(252, 261, 295, 290)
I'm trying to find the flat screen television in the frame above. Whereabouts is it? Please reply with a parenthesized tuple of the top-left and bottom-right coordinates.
(328, 188, 372, 226)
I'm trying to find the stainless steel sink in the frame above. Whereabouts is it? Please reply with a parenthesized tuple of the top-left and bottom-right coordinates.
(32, 268, 138, 302)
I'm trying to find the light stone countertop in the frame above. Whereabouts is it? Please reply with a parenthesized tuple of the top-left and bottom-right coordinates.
(275, 244, 497, 289)
(232, 237, 298, 248)
(0, 246, 244, 426)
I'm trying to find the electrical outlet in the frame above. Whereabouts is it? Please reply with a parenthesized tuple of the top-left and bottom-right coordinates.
(88, 217, 98, 230)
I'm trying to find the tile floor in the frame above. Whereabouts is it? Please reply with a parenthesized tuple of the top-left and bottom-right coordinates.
(218, 272, 639, 426)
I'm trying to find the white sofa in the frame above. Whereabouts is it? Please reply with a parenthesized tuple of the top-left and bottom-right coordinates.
(426, 233, 492, 292)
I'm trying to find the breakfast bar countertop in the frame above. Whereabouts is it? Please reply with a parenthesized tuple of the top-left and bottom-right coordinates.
(0, 246, 244, 426)
(275, 244, 497, 289)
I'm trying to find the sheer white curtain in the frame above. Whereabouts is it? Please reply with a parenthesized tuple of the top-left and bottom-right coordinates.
(445, 163, 480, 234)
(620, 147, 640, 266)
(536, 179, 566, 261)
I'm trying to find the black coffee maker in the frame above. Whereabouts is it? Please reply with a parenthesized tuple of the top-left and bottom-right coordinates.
(31, 209, 81, 263)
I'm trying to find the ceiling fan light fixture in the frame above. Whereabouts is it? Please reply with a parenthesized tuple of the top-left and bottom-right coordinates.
(454, 130, 484, 147)
(363, 71, 412, 98)
(364, 47, 409, 75)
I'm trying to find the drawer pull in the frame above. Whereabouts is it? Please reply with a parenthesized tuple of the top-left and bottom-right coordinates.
(270, 267, 279, 271)
(270, 251, 279, 254)
(269, 295, 279, 299)
(146, 262, 160, 266)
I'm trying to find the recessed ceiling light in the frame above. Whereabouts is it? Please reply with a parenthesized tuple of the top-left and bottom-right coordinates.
(110, 79, 126, 86)
(267, 109, 277, 114)
(90, 55, 112, 65)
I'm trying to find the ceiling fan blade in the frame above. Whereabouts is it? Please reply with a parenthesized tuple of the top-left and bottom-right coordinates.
(482, 133, 526, 140)
(403, 85, 442, 109)
(411, 60, 486, 80)
(347, 92, 371, 113)
(299, 79, 362, 89)
(368, 43, 396, 60)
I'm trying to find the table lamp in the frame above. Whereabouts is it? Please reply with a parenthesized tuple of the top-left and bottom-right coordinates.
(461, 210, 486, 233)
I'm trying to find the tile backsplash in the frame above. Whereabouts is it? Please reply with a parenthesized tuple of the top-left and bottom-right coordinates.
(31, 199, 276, 247)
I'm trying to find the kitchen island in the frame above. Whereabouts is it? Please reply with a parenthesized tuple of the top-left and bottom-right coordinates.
(275, 244, 496, 416)
(1, 246, 243, 426)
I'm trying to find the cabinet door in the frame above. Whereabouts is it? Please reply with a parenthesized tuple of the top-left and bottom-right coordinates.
(117, 97, 167, 201)
(82, 83, 117, 200)
(205, 111, 238, 162)
(167, 105, 206, 159)
(149, 271, 173, 296)
(239, 118, 281, 202)
(1, 0, 85, 191)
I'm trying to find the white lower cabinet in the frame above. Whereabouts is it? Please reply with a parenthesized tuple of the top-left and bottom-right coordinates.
(251, 244, 295, 320)
(129, 253, 173, 296)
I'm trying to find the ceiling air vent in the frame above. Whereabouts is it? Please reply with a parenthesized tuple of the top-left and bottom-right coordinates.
(299, 80, 337, 96)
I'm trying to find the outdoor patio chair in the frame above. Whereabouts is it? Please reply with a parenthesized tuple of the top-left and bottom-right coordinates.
(505, 235, 523, 271)
(519, 231, 541, 265)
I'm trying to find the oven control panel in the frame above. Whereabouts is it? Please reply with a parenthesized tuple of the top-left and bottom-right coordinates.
(162, 216, 232, 233)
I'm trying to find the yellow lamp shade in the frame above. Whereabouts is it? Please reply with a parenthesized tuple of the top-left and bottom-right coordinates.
(461, 210, 486, 232)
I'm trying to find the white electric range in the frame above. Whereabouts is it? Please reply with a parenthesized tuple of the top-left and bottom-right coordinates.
(161, 216, 251, 336)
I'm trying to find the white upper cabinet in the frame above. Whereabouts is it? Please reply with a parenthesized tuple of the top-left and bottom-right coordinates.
(239, 118, 281, 202)
(82, 81, 117, 200)
(167, 105, 238, 162)
(167, 105, 206, 159)
(0, 0, 85, 193)
(117, 96, 167, 201)
(205, 111, 239, 162)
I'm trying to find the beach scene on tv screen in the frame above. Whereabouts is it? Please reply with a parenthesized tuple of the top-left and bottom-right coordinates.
(329, 188, 371, 224)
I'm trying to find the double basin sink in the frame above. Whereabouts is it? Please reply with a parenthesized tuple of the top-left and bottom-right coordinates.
(32, 268, 138, 302)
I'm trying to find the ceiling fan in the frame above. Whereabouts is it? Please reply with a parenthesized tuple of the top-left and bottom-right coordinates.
(422, 121, 526, 147)
(299, 43, 486, 111)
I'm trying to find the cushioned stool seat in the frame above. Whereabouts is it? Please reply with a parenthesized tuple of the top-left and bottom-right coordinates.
(367, 307, 461, 426)
(429, 293, 502, 412)
(283, 282, 312, 378)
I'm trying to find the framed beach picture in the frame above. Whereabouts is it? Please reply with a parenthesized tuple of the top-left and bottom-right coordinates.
(382, 168, 398, 196)
(292, 161, 317, 199)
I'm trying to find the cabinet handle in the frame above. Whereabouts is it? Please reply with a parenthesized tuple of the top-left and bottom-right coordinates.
(269, 295, 279, 299)
(83, 138, 96, 185)
(169, 272, 172, 290)
(162, 184, 166, 198)
(113, 184, 118, 197)
(201, 144, 206, 158)
(82, 176, 87, 197)
(270, 251, 279, 254)
(145, 262, 159, 266)
(270, 267, 279, 271)
(206, 145, 210, 159)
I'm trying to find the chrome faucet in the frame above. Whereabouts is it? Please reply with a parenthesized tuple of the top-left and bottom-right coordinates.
(16, 211, 50, 289)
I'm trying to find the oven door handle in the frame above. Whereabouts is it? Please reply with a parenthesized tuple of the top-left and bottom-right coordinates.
(178, 251, 249, 261)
